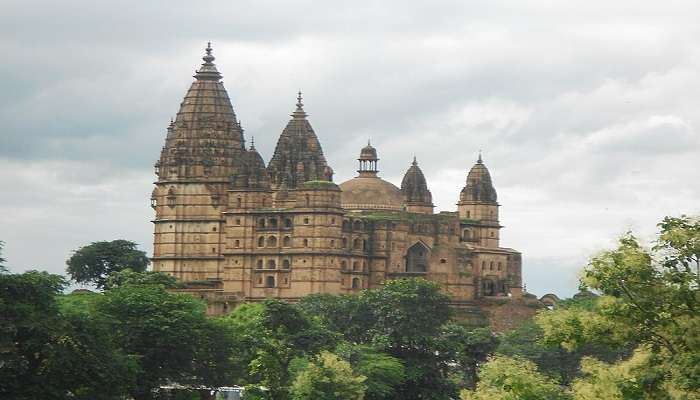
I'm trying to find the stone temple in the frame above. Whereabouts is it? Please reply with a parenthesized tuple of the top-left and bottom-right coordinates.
(151, 44, 535, 327)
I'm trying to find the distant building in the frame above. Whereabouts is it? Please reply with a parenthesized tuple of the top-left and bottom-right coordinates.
(151, 44, 537, 327)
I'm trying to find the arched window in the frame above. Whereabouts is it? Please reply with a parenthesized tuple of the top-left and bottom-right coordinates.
(269, 218, 278, 228)
(341, 260, 347, 271)
(256, 260, 263, 269)
(490, 261, 494, 271)
(258, 236, 265, 247)
(268, 236, 277, 247)
(283, 236, 291, 247)
(282, 259, 290, 269)
(352, 261, 359, 271)
(490, 231, 494, 238)
(267, 260, 276, 269)
(353, 221, 362, 231)
(353, 238, 360, 250)
(362, 239, 367, 251)
(305, 194, 310, 206)
(303, 239, 309, 247)
(234, 240, 240, 248)
(284, 218, 293, 228)
(265, 276, 275, 288)
(406, 242, 429, 273)
(342, 220, 350, 231)
(330, 239, 335, 247)
(463, 229, 471, 240)
(236, 197, 242, 208)
(342, 238, 348, 248)
(497, 262, 502, 271)
(352, 278, 360, 289)
(258, 219, 266, 228)
(466, 211, 470, 218)
(362, 261, 367, 272)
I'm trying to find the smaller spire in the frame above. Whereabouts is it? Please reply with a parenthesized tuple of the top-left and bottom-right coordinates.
(249, 135, 255, 151)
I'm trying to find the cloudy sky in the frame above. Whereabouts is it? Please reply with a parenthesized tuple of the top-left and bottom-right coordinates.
(1, 0, 698, 297)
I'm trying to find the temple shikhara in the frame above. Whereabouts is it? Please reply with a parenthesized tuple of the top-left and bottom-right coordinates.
(152, 44, 534, 326)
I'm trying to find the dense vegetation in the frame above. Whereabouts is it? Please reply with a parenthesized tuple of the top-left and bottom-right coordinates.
(1, 215, 698, 399)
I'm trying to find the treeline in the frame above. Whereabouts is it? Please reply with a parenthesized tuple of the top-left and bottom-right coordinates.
(1, 215, 699, 400)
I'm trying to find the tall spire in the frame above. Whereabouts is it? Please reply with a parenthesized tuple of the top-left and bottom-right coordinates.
(194, 42, 222, 81)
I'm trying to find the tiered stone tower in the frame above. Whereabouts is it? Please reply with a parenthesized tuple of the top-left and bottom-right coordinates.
(152, 43, 245, 282)
(266, 93, 332, 189)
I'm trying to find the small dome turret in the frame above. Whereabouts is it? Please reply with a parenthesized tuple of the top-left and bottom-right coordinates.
(460, 153, 497, 203)
(401, 156, 434, 213)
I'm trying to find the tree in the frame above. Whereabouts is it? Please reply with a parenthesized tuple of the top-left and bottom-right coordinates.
(335, 343, 406, 400)
(97, 284, 235, 400)
(104, 268, 180, 289)
(290, 351, 366, 400)
(66, 240, 149, 289)
(499, 304, 631, 386)
(297, 279, 459, 399)
(0, 271, 135, 400)
(0, 240, 7, 272)
(439, 324, 498, 390)
(222, 299, 338, 400)
(460, 355, 571, 400)
(536, 215, 700, 397)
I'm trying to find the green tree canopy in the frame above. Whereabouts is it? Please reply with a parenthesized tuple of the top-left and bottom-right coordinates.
(290, 351, 366, 400)
(536, 215, 700, 397)
(460, 355, 571, 400)
(0, 271, 135, 400)
(66, 240, 149, 289)
(104, 268, 179, 290)
(222, 299, 338, 400)
(97, 284, 235, 400)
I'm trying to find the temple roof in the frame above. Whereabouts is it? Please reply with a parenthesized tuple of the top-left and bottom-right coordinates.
(460, 153, 498, 203)
(401, 156, 433, 206)
(340, 144, 403, 212)
(267, 92, 330, 188)
(157, 43, 245, 181)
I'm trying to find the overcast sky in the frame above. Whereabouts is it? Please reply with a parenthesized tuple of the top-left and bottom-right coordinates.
(1, 0, 698, 297)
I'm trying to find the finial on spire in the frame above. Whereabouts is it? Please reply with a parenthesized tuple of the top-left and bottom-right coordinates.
(291, 90, 307, 118)
(412, 154, 417, 165)
(249, 135, 255, 151)
(477, 150, 483, 164)
(194, 42, 222, 81)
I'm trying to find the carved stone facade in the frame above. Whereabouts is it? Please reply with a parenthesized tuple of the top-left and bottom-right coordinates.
(152, 45, 530, 325)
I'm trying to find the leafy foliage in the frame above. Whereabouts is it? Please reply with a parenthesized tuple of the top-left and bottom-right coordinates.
(290, 351, 366, 400)
(104, 268, 180, 289)
(460, 355, 571, 400)
(221, 299, 338, 400)
(66, 240, 149, 289)
(97, 284, 235, 400)
(0, 271, 135, 400)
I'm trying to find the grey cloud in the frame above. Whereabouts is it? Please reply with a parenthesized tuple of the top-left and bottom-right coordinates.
(1, 0, 700, 297)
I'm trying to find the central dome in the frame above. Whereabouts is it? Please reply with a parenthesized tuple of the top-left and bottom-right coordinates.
(339, 176, 404, 212)
(339, 142, 403, 212)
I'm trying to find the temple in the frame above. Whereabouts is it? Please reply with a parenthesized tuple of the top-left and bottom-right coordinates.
(151, 44, 535, 328)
